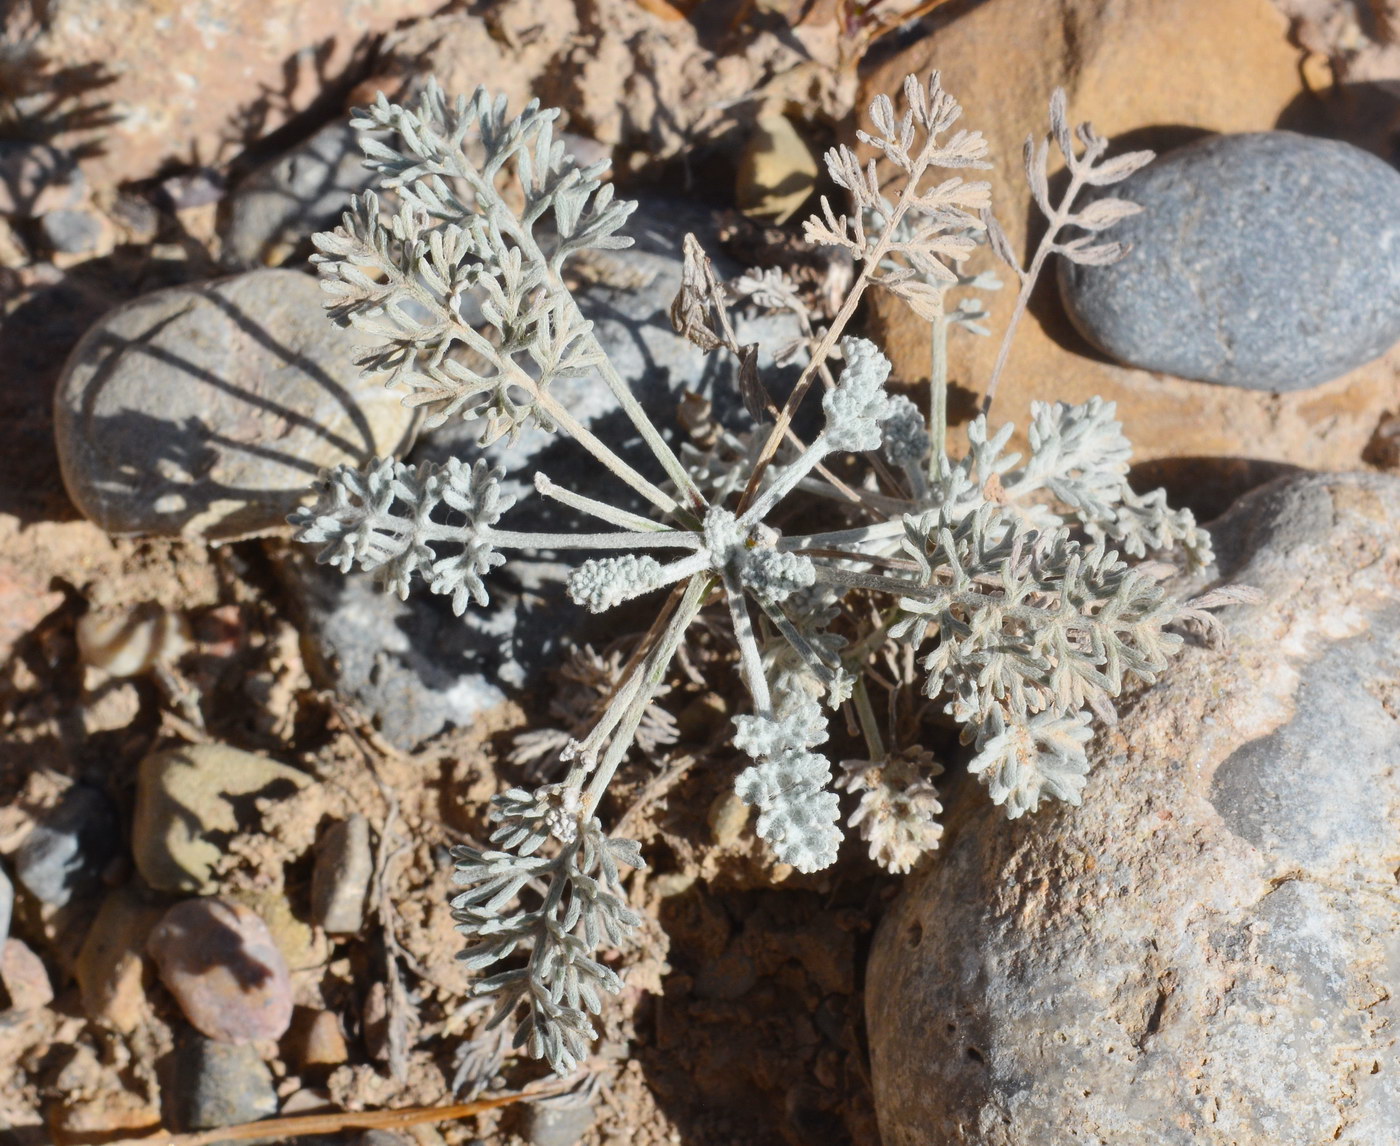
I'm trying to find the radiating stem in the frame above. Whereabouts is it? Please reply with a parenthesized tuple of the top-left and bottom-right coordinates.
(580, 574, 712, 818)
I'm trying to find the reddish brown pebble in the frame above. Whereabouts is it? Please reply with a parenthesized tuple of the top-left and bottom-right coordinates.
(146, 897, 293, 1043)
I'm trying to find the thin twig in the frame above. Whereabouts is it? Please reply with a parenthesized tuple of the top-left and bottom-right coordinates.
(101, 1084, 571, 1146)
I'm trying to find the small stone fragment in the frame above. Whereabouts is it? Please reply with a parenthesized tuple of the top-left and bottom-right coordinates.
(522, 1097, 597, 1146)
(0, 141, 85, 217)
(736, 112, 817, 224)
(14, 783, 121, 906)
(77, 602, 191, 678)
(1059, 132, 1400, 390)
(0, 863, 12, 945)
(222, 122, 378, 267)
(38, 208, 111, 257)
(311, 814, 373, 935)
(81, 680, 142, 735)
(290, 1007, 349, 1070)
(52, 268, 417, 541)
(147, 897, 294, 1043)
(49, 1087, 162, 1146)
(0, 937, 54, 1009)
(133, 743, 309, 893)
(169, 1029, 278, 1131)
(76, 886, 162, 1033)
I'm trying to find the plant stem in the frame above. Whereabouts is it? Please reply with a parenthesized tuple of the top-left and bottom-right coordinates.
(581, 574, 711, 818)
(981, 167, 1089, 417)
(929, 312, 949, 482)
(852, 677, 885, 761)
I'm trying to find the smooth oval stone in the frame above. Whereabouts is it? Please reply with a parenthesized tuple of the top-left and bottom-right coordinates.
(867, 472, 1400, 1145)
(147, 897, 293, 1043)
(53, 268, 416, 540)
(1059, 132, 1400, 390)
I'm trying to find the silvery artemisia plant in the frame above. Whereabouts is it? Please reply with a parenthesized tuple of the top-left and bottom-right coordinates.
(291, 75, 1238, 1072)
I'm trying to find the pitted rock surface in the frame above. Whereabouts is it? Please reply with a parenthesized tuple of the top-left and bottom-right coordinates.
(867, 471, 1400, 1146)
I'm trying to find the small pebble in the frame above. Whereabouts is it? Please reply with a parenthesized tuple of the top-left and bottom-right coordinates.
(133, 744, 309, 893)
(38, 208, 111, 257)
(170, 1029, 278, 1131)
(49, 1088, 161, 1146)
(311, 814, 373, 934)
(522, 1097, 597, 1146)
(0, 937, 54, 1009)
(0, 141, 85, 217)
(1059, 131, 1400, 390)
(147, 897, 294, 1043)
(222, 122, 376, 267)
(14, 783, 121, 906)
(82, 681, 143, 735)
(292, 1008, 349, 1070)
(78, 603, 192, 678)
(0, 863, 12, 945)
(736, 112, 817, 224)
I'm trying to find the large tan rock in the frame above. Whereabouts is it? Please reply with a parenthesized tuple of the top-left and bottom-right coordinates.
(867, 471, 1400, 1145)
(859, 0, 1391, 480)
(0, 0, 440, 187)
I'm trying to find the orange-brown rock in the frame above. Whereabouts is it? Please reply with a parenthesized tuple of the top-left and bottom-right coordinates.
(0, 0, 440, 188)
(76, 886, 163, 1034)
(859, 0, 1395, 492)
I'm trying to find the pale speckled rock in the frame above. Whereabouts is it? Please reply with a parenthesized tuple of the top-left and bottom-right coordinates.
(133, 744, 309, 893)
(867, 472, 1400, 1146)
(311, 814, 372, 934)
(1059, 132, 1400, 390)
(53, 268, 416, 541)
(148, 897, 293, 1043)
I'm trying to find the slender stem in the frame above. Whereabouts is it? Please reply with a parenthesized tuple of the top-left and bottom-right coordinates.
(581, 574, 712, 818)
(531, 389, 683, 517)
(722, 575, 773, 715)
(929, 312, 949, 483)
(755, 597, 837, 686)
(739, 436, 832, 528)
(484, 528, 700, 551)
(780, 519, 908, 550)
(787, 547, 918, 572)
(738, 124, 966, 514)
(567, 585, 685, 767)
(508, 215, 706, 513)
(534, 473, 673, 532)
(981, 168, 1088, 417)
(852, 677, 885, 761)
